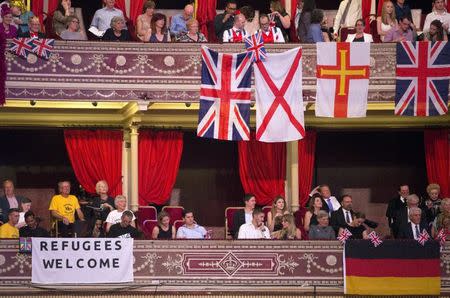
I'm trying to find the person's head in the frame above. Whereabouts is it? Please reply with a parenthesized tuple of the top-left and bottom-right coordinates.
(272, 196, 287, 213)
(3, 179, 15, 197)
(224, 0, 237, 15)
(120, 210, 133, 227)
(20, 197, 31, 213)
(408, 206, 422, 224)
(280, 214, 295, 229)
(29, 16, 41, 33)
(57, 0, 71, 14)
(24, 211, 37, 229)
(186, 18, 199, 34)
(182, 210, 195, 225)
(95, 180, 109, 195)
(351, 212, 366, 226)
(58, 180, 71, 196)
(311, 9, 324, 24)
(318, 184, 331, 199)
(398, 16, 411, 32)
(151, 13, 167, 32)
(270, 0, 286, 14)
(259, 14, 270, 30)
(233, 13, 246, 30)
(243, 193, 256, 210)
(341, 195, 353, 211)
(8, 208, 20, 225)
(239, 6, 255, 22)
(396, 0, 405, 5)
(1, 5, 12, 24)
(434, 0, 445, 11)
(317, 210, 329, 227)
(142, 0, 155, 15)
(302, 0, 316, 12)
(10, 0, 25, 15)
(381, 0, 395, 21)
(104, 0, 115, 9)
(406, 194, 419, 208)
(252, 208, 265, 226)
(427, 183, 441, 201)
(184, 4, 194, 18)
(308, 193, 323, 212)
(355, 18, 365, 34)
(111, 15, 125, 31)
(398, 184, 410, 198)
(66, 15, 80, 31)
(441, 198, 450, 213)
(429, 19, 445, 40)
(94, 219, 103, 229)
(114, 195, 127, 211)
(157, 210, 171, 227)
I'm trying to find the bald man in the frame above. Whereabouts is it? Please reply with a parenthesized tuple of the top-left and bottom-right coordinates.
(223, 14, 247, 43)
(170, 4, 194, 36)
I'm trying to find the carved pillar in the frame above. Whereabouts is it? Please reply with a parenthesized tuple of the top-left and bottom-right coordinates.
(122, 129, 130, 202)
(129, 125, 139, 211)
(286, 141, 299, 212)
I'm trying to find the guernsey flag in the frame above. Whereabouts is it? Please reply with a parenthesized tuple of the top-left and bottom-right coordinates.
(344, 240, 441, 295)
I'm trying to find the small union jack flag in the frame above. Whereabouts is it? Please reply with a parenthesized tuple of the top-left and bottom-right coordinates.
(8, 38, 35, 59)
(244, 32, 267, 63)
(337, 228, 352, 244)
(368, 231, 383, 247)
(31, 38, 55, 60)
(417, 229, 430, 246)
(436, 229, 447, 247)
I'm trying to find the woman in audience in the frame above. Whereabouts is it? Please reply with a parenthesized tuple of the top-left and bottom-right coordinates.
(177, 19, 207, 43)
(11, 0, 34, 36)
(152, 211, 176, 239)
(424, 20, 448, 41)
(377, 0, 397, 42)
(0, 5, 17, 38)
(308, 210, 335, 240)
(269, 0, 291, 41)
(60, 15, 86, 40)
(145, 13, 170, 43)
(18, 16, 45, 38)
(339, 212, 368, 239)
(105, 195, 136, 233)
(423, 183, 442, 224)
(91, 180, 115, 222)
(91, 219, 105, 237)
(297, 0, 316, 42)
(433, 197, 450, 234)
(272, 214, 302, 240)
(136, 0, 155, 41)
(267, 196, 289, 232)
(346, 19, 373, 42)
(305, 9, 324, 43)
(303, 193, 322, 232)
(102, 16, 131, 41)
(52, 0, 75, 37)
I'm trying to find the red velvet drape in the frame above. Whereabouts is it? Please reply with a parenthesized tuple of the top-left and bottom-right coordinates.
(130, 0, 144, 26)
(48, 0, 58, 15)
(115, 0, 127, 17)
(362, 0, 372, 33)
(298, 131, 317, 207)
(64, 130, 123, 197)
(378, 0, 385, 16)
(31, 0, 44, 26)
(424, 129, 450, 198)
(138, 131, 183, 206)
(196, 0, 217, 41)
(238, 134, 286, 206)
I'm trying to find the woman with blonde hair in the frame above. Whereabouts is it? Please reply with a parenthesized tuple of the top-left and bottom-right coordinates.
(91, 180, 115, 221)
(267, 196, 289, 232)
(152, 210, 176, 239)
(272, 214, 302, 240)
(377, 0, 397, 41)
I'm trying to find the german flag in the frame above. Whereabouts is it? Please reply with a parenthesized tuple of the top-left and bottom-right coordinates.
(344, 240, 441, 295)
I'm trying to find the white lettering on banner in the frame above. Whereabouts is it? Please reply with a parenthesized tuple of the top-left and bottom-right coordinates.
(32, 238, 133, 284)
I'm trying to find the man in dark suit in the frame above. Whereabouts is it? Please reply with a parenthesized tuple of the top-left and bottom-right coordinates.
(330, 194, 354, 235)
(231, 193, 256, 239)
(398, 207, 429, 239)
(393, 194, 427, 239)
(0, 180, 25, 224)
(386, 184, 409, 237)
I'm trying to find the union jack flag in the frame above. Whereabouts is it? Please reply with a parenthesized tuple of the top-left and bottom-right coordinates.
(436, 229, 447, 247)
(197, 46, 252, 141)
(31, 38, 55, 60)
(368, 231, 383, 247)
(244, 32, 267, 63)
(8, 38, 35, 59)
(395, 41, 450, 116)
(417, 229, 430, 246)
(337, 228, 352, 244)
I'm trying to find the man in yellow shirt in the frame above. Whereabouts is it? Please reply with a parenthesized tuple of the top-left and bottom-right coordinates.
(0, 209, 20, 238)
(49, 181, 85, 237)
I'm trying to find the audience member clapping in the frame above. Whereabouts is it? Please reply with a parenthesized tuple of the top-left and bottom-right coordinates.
(424, 19, 448, 41)
(18, 16, 45, 38)
(177, 19, 207, 43)
(169, 3, 194, 37)
(105, 195, 136, 233)
(52, 0, 75, 37)
(304, 193, 323, 232)
(60, 15, 86, 40)
(272, 214, 302, 240)
(90, 0, 124, 37)
(152, 210, 176, 239)
(267, 196, 289, 232)
(102, 16, 131, 41)
(19, 211, 49, 237)
(308, 210, 335, 240)
(136, 0, 155, 41)
(377, 0, 397, 42)
(0, 5, 17, 38)
(346, 19, 373, 42)
(176, 210, 207, 239)
(269, 0, 291, 41)
(145, 13, 170, 43)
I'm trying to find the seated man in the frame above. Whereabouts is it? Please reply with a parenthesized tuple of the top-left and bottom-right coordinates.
(398, 207, 429, 239)
(105, 195, 136, 233)
(384, 16, 415, 42)
(393, 194, 427, 238)
(49, 181, 85, 237)
(232, 193, 256, 239)
(238, 208, 271, 239)
(176, 210, 207, 239)
(19, 211, 49, 237)
(169, 3, 194, 37)
(0, 179, 25, 224)
(107, 211, 139, 238)
(223, 14, 247, 43)
(89, 0, 124, 37)
(0, 209, 20, 238)
(258, 14, 285, 43)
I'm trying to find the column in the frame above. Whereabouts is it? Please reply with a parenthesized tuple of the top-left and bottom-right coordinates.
(286, 141, 299, 212)
(122, 129, 130, 201)
(129, 125, 139, 211)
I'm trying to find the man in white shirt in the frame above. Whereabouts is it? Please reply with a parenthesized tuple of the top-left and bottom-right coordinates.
(258, 14, 285, 43)
(223, 14, 247, 43)
(423, 0, 450, 34)
(176, 210, 207, 239)
(319, 185, 341, 214)
(90, 0, 124, 36)
(238, 209, 271, 239)
(333, 0, 362, 36)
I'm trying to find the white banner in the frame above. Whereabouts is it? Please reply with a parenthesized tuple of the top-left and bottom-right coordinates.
(32, 238, 133, 284)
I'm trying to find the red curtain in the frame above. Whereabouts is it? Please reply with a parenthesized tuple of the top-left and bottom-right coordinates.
(130, 0, 144, 26)
(115, 0, 127, 17)
(362, 0, 372, 33)
(64, 130, 123, 197)
(48, 0, 58, 15)
(424, 129, 450, 198)
(196, 0, 217, 41)
(298, 131, 317, 207)
(238, 134, 286, 206)
(138, 131, 183, 206)
(378, 0, 385, 16)
(31, 0, 44, 26)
